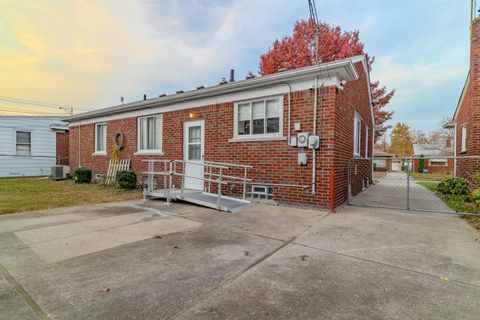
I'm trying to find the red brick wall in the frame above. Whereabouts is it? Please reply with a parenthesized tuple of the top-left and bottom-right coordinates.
(456, 19, 480, 180)
(69, 62, 372, 209)
(56, 131, 69, 165)
(333, 62, 373, 207)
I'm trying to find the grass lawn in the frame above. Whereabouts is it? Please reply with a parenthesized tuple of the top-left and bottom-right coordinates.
(418, 182, 480, 231)
(0, 177, 142, 215)
(411, 172, 452, 181)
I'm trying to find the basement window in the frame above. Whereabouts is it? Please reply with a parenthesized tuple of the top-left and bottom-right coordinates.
(234, 97, 282, 140)
(16, 131, 31, 156)
(247, 185, 274, 200)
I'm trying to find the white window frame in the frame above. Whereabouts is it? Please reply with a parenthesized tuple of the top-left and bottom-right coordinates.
(136, 114, 163, 155)
(94, 123, 107, 155)
(353, 113, 361, 157)
(365, 126, 369, 158)
(232, 96, 283, 141)
(16, 130, 31, 156)
(461, 124, 467, 152)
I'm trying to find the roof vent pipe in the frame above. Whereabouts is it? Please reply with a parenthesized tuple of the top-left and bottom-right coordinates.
(143, 94, 146, 100)
(229, 69, 235, 82)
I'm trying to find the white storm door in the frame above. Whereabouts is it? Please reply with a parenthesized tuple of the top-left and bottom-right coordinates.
(184, 120, 204, 190)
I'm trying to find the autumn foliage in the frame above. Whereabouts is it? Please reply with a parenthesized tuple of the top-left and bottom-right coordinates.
(259, 20, 395, 139)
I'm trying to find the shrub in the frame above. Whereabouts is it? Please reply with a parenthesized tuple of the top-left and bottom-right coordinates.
(418, 155, 426, 173)
(436, 177, 468, 196)
(115, 170, 137, 190)
(472, 172, 480, 189)
(471, 189, 480, 206)
(74, 167, 92, 183)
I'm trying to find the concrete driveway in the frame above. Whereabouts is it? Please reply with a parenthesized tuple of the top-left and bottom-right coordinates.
(1, 200, 479, 319)
(351, 172, 454, 212)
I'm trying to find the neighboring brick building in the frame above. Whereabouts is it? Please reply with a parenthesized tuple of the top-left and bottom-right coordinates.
(65, 55, 374, 210)
(445, 17, 480, 180)
(54, 129, 69, 166)
(412, 144, 454, 174)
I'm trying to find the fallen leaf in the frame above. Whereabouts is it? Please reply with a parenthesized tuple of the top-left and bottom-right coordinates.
(243, 251, 250, 256)
(173, 245, 179, 249)
(439, 276, 449, 282)
(153, 235, 162, 239)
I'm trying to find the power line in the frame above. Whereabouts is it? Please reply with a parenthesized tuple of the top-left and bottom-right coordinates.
(0, 96, 93, 112)
(0, 107, 64, 115)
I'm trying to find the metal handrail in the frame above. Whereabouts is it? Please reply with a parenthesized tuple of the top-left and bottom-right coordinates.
(142, 159, 253, 209)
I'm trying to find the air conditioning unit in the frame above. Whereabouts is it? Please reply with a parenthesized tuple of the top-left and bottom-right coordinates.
(51, 165, 69, 180)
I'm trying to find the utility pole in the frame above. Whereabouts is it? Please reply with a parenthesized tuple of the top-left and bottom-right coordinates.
(58, 106, 74, 116)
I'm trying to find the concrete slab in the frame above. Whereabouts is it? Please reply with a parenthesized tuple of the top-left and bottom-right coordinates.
(14, 212, 155, 244)
(0, 276, 37, 320)
(176, 244, 480, 320)
(23, 216, 202, 263)
(295, 206, 480, 286)
(2, 225, 282, 319)
(163, 203, 328, 241)
(1, 200, 480, 319)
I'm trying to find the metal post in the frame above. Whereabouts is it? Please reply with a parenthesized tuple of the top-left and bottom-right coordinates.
(217, 167, 223, 210)
(242, 167, 248, 200)
(167, 160, 173, 204)
(208, 164, 212, 194)
(148, 161, 153, 193)
(347, 161, 352, 204)
(181, 160, 185, 198)
(164, 161, 168, 198)
(406, 158, 410, 210)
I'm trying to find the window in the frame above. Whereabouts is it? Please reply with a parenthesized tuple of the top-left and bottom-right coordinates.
(95, 123, 107, 154)
(365, 126, 369, 158)
(138, 114, 163, 152)
(16, 131, 31, 156)
(235, 97, 281, 138)
(429, 159, 448, 166)
(373, 159, 386, 168)
(461, 125, 467, 152)
(353, 113, 361, 156)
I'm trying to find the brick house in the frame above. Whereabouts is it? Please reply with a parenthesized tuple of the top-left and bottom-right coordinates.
(412, 144, 454, 174)
(373, 149, 394, 176)
(445, 17, 480, 180)
(65, 55, 373, 210)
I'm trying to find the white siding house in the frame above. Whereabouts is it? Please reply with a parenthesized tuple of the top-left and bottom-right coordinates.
(0, 116, 67, 177)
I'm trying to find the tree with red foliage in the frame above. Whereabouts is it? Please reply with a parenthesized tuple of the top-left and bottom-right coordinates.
(259, 20, 395, 139)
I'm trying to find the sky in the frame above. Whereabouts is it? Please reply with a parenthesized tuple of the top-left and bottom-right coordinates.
(0, 0, 473, 132)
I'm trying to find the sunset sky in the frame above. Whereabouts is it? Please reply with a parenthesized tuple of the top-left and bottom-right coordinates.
(0, 0, 473, 131)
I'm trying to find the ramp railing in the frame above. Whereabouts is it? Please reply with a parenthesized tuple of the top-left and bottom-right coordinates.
(142, 159, 253, 210)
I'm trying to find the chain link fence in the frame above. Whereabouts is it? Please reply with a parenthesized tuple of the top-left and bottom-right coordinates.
(348, 155, 480, 216)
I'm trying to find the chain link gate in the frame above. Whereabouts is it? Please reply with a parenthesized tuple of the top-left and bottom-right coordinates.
(348, 156, 480, 217)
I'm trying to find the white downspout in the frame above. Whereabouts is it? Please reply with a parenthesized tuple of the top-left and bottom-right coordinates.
(282, 83, 292, 143)
(312, 76, 318, 194)
(454, 122, 457, 178)
(78, 121, 82, 167)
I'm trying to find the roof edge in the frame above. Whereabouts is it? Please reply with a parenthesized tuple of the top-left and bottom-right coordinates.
(64, 57, 360, 122)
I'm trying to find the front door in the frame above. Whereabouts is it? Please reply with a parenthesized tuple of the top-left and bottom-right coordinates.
(184, 119, 204, 190)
